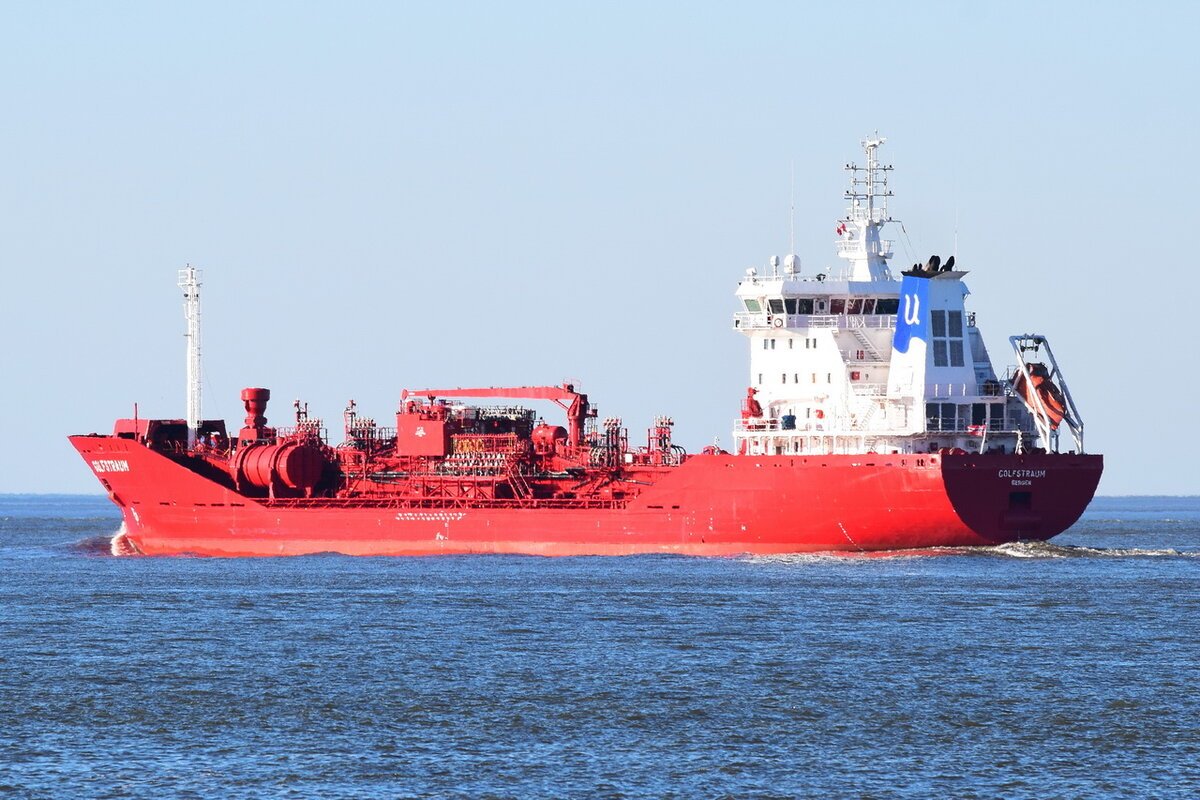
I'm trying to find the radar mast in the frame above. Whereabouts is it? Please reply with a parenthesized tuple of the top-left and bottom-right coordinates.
(837, 134, 895, 281)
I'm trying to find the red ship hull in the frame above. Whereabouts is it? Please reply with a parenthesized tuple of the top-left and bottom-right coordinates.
(71, 434, 1102, 557)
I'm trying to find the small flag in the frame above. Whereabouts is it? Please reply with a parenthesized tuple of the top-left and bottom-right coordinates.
(967, 425, 987, 436)
(835, 222, 847, 236)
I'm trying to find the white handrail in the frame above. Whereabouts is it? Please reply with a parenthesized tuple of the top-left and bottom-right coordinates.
(734, 312, 897, 331)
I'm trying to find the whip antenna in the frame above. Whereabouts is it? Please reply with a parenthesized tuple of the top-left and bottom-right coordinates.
(789, 159, 796, 254)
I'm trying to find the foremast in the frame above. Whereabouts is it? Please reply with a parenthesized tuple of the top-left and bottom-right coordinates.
(178, 264, 202, 450)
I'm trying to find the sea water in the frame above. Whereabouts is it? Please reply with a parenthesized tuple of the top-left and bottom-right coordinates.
(2, 495, 1198, 799)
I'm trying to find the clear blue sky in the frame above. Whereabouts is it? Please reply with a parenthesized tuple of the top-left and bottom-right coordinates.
(2, 1, 1195, 495)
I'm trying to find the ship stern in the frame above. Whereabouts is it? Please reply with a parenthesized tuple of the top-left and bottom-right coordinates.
(941, 452, 1103, 544)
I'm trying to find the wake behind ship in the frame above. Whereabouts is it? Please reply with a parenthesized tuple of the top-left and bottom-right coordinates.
(71, 137, 1102, 556)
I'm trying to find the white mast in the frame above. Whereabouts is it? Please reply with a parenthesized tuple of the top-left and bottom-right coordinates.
(837, 134, 895, 281)
(178, 264, 202, 450)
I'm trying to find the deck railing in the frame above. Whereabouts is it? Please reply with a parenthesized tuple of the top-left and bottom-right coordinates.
(733, 312, 897, 331)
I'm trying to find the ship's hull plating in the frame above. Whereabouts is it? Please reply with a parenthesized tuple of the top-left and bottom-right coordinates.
(71, 435, 1102, 557)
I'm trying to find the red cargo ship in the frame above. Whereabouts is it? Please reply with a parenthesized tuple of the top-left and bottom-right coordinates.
(71, 137, 1102, 556)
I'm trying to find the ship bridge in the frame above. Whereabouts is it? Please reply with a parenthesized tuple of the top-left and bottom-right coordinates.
(729, 136, 1045, 458)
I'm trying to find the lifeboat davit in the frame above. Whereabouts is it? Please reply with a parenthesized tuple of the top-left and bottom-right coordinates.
(1012, 363, 1068, 429)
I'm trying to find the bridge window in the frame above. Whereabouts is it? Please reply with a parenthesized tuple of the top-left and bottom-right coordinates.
(972, 404, 987, 426)
(830, 299, 845, 314)
(784, 298, 798, 314)
(989, 403, 1006, 427)
(745, 299, 762, 312)
(926, 402, 959, 431)
(876, 298, 899, 314)
(768, 298, 785, 314)
(797, 299, 814, 314)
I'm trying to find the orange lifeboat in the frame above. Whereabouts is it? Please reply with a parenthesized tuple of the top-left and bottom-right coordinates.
(1012, 363, 1068, 429)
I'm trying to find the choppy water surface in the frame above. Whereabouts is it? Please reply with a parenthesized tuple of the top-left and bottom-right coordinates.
(2, 495, 1199, 799)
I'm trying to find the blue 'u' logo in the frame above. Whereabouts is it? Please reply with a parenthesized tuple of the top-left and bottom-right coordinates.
(892, 276, 930, 354)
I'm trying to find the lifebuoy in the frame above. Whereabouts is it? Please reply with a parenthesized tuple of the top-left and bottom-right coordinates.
(772, 317, 784, 328)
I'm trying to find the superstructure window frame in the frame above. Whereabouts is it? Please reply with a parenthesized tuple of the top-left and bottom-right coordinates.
(931, 310, 966, 367)
(933, 340, 949, 367)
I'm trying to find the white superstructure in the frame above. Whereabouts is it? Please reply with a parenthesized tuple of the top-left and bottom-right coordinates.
(731, 136, 1085, 458)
